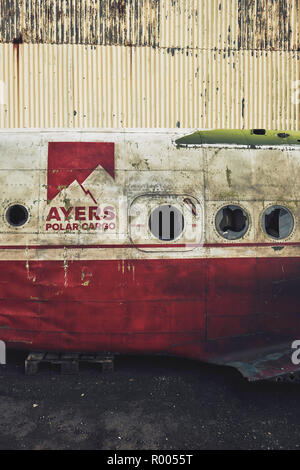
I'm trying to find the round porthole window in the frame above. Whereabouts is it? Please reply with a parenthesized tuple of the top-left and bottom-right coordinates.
(149, 205, 184, 241)
(6, 204, 29, 227)
(262, 205, 294, 240)
(215, 205, 249, 240)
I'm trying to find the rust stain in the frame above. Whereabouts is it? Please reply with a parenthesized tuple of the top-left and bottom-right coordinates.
(0, 0, 161, 47)
(238, 0, 296, 51)
(111, 0, 126, 17)
(13, 37, 20, 125)
(12, 35, 23, 45)
(81, 269, 92, 286)
(0, 0, 298, 51)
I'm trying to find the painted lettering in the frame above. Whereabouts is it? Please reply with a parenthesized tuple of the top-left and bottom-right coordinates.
(46, 207, 61, 221)
(75, 207, 86, 221)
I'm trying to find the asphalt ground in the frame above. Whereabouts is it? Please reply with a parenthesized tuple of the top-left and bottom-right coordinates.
(0, 350, 300, 450)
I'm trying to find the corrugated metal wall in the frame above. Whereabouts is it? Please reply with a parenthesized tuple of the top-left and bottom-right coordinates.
(0, 0, 299, 129)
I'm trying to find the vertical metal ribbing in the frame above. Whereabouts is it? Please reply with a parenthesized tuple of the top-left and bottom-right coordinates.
(0, 1, 299, 129)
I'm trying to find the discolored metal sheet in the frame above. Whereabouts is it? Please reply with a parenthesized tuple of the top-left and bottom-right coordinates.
(0, 0, 161, 46)
(238, 0, 299, 51)
(0, 0, 299, 50)
(0, 1, 299, 130)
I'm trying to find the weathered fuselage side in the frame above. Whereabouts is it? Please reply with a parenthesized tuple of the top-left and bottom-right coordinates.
(0, 129, 300, 381)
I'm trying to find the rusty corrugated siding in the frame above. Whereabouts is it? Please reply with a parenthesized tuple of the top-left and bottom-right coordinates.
(1, 0, 299, 50)
(238, 0, 300, 51)
(0, 0, 299, 129)
(0, 0, 161, 46)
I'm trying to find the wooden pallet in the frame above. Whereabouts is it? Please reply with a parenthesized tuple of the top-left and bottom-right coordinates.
(25, 351, 114, 375)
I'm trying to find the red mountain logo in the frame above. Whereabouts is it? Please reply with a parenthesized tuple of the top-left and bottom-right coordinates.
(47, 142, 115, 203)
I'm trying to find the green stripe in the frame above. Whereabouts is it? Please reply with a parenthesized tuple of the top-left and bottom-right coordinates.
(175, 129, 300, 146)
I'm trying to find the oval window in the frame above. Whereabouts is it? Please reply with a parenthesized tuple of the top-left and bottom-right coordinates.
(215, 205, 249, 240)
(6, 204, 29, 227)
(149, 205, 184, 241)
(262, 205, 294, 240)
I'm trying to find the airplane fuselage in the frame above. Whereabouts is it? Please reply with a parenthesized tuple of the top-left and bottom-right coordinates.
(0, 129, 300, 381)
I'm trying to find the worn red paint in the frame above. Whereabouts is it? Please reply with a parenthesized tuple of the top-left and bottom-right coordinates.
(47, 142, 115, 201)
(0, 258, 299, 366)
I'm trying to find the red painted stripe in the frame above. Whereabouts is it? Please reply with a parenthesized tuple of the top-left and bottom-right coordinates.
(0, 242, 298, 250)
(0, 244, 187, 250)
(0, 257, 298, 357)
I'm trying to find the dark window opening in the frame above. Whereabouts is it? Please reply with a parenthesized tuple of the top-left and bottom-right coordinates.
(215, 205, 249, 240)
(265, 208, 281, 238)
(6, 204, 29, 227)
(252, 129, 266, 135)
(219, 207, 246, 233)
(170, 210, 175, 240)
(149, 205, 184, 241)
(263, 206, 294, 240)
(277, 133, 290, 139)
